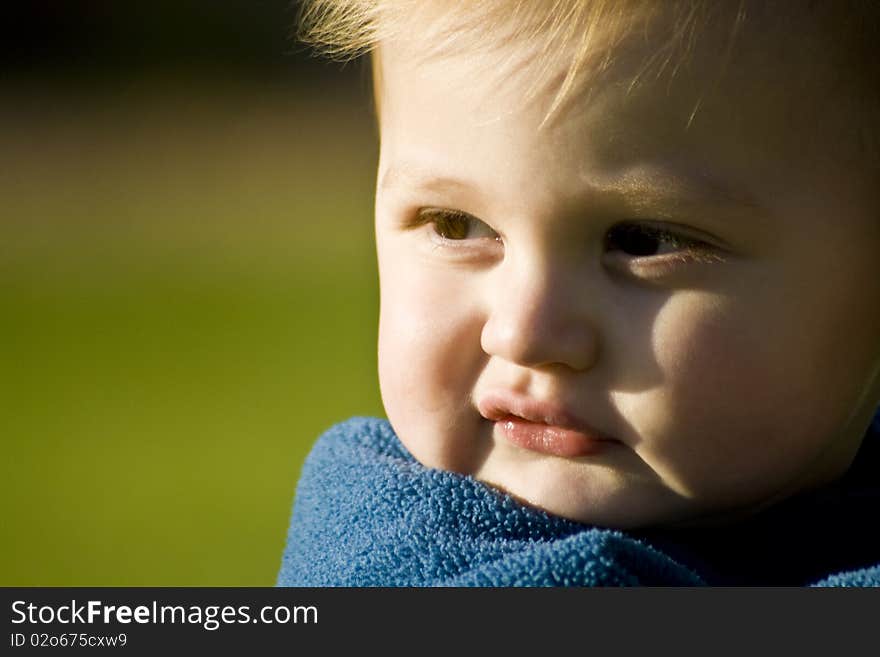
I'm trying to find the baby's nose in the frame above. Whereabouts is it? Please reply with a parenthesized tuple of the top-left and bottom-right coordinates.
(480, 260, 599, 372)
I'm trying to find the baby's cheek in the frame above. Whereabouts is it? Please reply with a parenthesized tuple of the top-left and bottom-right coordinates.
(641, 294, 807, 499)
(379, 275, 483, 394)
(377, 273, 488, 469)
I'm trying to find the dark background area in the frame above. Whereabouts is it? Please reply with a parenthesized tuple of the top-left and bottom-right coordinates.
(1, 1, 353, 82)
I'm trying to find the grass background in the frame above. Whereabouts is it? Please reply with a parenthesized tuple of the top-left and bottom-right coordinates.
(1, 75, 384, 585)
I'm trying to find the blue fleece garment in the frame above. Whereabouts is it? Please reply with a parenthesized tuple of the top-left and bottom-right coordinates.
(277, 416, 880, 587)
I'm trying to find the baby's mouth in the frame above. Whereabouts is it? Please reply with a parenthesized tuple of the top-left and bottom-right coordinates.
(477, 392, 618, 458)
(493, 414, 614, 458)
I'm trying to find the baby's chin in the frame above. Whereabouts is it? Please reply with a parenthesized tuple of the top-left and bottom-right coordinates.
(474, 459, 813, 531)
(469, 448, 694, 530)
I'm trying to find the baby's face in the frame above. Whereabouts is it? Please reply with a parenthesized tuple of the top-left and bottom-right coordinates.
(373, 9, 880, 528)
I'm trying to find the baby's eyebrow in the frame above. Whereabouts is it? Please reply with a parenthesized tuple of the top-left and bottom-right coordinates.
(379, 165, 477, 195)
(571, 172, 768, 237)
(602, 167, 764, 215)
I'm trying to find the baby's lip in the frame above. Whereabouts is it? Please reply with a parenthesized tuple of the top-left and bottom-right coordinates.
(476, 390, 617, 443)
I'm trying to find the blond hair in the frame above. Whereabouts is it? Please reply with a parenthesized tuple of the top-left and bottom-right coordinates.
(296, 1, 878, 145)
(297, 1, 725, 122)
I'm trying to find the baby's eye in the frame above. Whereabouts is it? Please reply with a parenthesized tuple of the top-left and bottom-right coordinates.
(605, 223, 697, 256)
(603, 222, 725, 275)
(418, 208, 499, 241)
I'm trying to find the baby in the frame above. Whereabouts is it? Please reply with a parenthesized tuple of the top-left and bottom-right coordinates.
(278, 0, 880, 585)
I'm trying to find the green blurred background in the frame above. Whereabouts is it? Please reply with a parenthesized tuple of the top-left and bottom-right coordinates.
(1, 1, 383, 585)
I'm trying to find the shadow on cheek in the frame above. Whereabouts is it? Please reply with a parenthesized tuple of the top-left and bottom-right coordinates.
(603, 283, 758, 455)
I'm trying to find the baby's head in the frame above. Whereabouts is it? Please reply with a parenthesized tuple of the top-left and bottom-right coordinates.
(301, 1, 880, 528)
